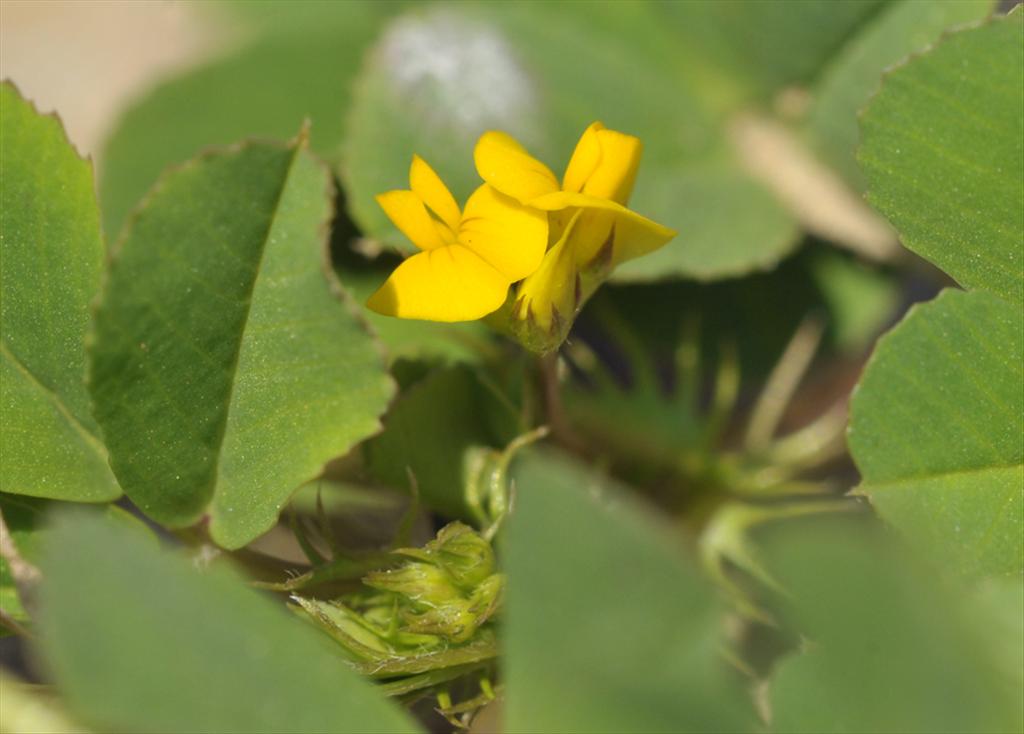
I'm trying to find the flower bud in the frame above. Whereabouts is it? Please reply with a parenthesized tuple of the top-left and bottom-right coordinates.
(468, 573, 505, 626)
(396, 521, 495, 591)
(400, 599, 479, 643)
(364, 562, 461, 607)
(432, 522, 496, 589)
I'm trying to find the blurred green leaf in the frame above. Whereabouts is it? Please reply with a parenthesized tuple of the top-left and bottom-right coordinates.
(805, 249, 898, 351)
(99, 6, 393, 236)
(859, 10, 1023, 305)
(614, 163, 800, 281)
(807, 0, 994, 187)
(38, 510, 421, 733)
(0, 83, 120, 503)
(89, 137, 393, 548)
(849, 289, 1023, 578)
(1, 494, 155, 564)
(503, 452, 756, 733)
(657, 0, 887, 109)
(343, 4, 801, 282)
(477, 1, 715, 158)
(366, 365, 518, 520)
(763, 515, 1024, 733)
(0, 495, 156, 633)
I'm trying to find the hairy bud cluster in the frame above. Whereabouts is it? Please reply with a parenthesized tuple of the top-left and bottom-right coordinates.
(363, 522, 504, 644)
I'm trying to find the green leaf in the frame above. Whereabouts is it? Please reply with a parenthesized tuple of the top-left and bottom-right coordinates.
(0, 494, 157, 632)
(806, 249, 898, 351)
(343, 4, 801, 282)
(0, 83, 120, 503)
(658, 0, 887, 109)
(849, 289, 1024, 577)
(613, 163, 800, 281)
(807, 0, 994, 187)
(99, 5, 392, 236)
(366, 365, 517, 520)
(89, 136, 394, 548)
(763, 515, 1023, 733)
(1, 493, 155, 564)
(503, 452, 756, 733)
(859, 10, 1024, 305)
(37, 510, 421, 733)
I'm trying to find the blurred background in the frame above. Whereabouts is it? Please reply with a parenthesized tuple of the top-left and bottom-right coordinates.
(1, 1, 213, 155)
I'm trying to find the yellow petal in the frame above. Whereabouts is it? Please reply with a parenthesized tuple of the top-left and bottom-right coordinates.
(565, 208, 618, 268)
(529, 191, 590, 212)
(561, 121, 605, 194)
(474, 131, 559, 205)
(513, 213, 582, 335)
(584, 129, 642, 205)
(458, 184, 548, 282)
(409, 155, 461, 233)
(376, 190, 451, 251)
(366, 246, 509, 322)
(607, 203, 676, 266)
(530, 191, 676, 266)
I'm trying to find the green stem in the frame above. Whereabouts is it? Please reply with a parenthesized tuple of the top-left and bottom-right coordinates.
(539, 352, 585, 453)
(745, 316, 824, 452)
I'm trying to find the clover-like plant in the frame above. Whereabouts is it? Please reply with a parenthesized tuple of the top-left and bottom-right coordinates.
(0, 4, 1020, 734)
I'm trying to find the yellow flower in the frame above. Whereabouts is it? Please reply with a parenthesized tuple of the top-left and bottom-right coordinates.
(366, 155, 548, 322)
(475, 122, 676, 350)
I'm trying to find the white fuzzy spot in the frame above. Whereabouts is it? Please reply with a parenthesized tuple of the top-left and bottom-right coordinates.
(378, 11, 540, 140)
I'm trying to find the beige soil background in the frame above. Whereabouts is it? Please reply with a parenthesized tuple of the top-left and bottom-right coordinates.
(1, 0, 217, 155)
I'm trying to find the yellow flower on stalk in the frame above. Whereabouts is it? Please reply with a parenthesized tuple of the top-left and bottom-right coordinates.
(366, 156, 547, 322)
(475, 123, 676, 349)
